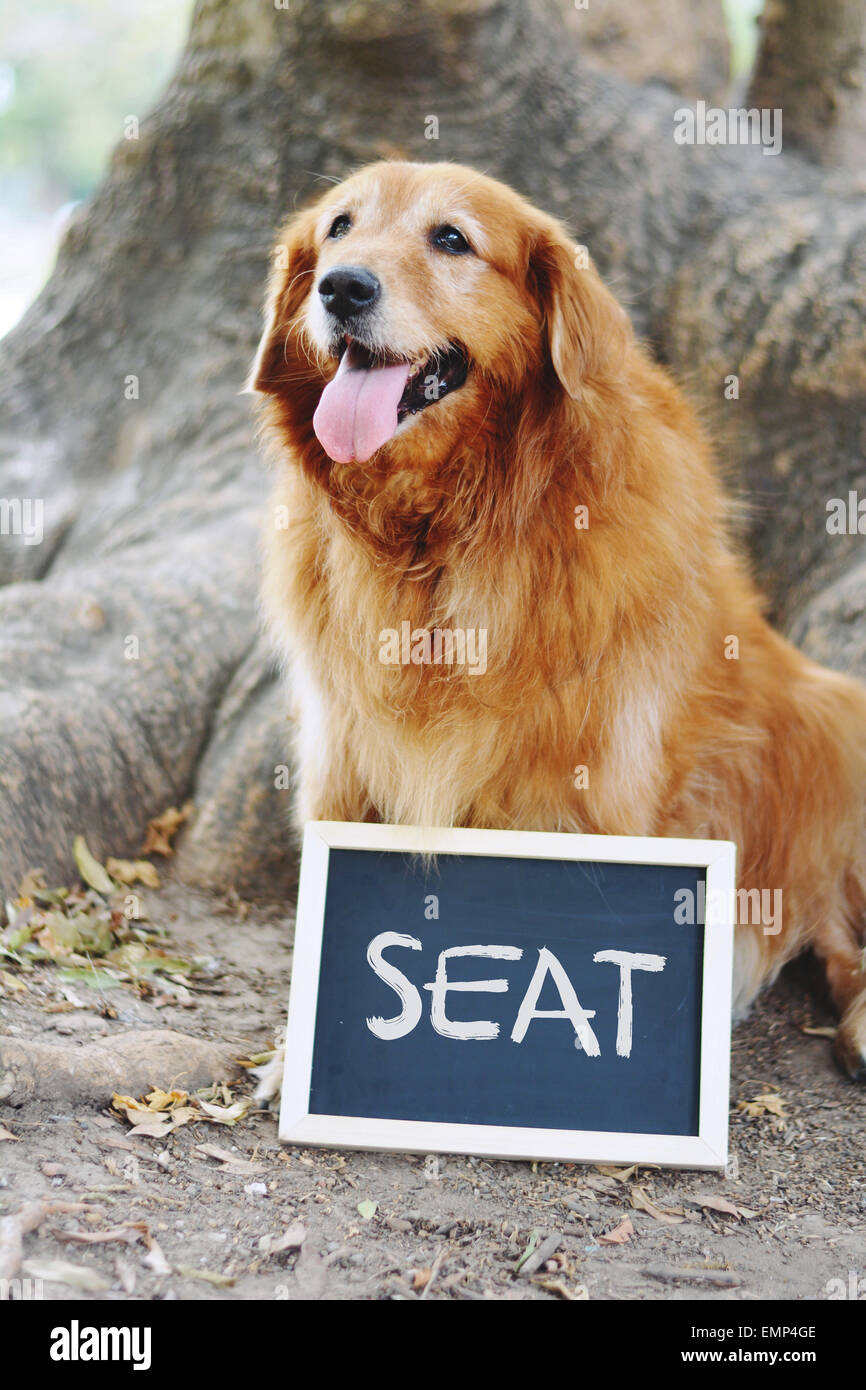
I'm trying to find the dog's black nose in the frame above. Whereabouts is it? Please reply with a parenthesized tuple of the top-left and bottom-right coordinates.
(318, 266, 380, 322)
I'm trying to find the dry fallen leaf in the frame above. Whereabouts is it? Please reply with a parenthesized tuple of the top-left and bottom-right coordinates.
(126, 1118, 176, 1140)
(631, 1186, 685, 1224)
(141, 803, 194, 858)
(737, 1091, 787, 1119)
(111, 1089, 198, 1139)
(106, 858, 160, 889)
(142, 1087, 190, 1112)
(357, 1200, 377, 1221)
(595, 1164, 638, 1183)
(143, 1238, 171, 1276)
(193, 1144, 261, 1174)
(98, 1135, 140, 1156)
(260, 1221, 306, 1256)
(72, 836, 115, 897)
(535, 1278, 589, 1300)
(52, 1223, 147, 1247)
(176, 1265, 236, 1287)
(0, 1124, 19, 1142)
(0, 969, 28, 995)
(198, 1098, 251, 1125)
(599, 1217, 634, 1245)
(691, 1194, 742, 1219)
(21, 1257, 111, 1292)
(1, 1202, 49, 1282)
(16, 868, 46, 899)
(1, 870, 207, 998)
(584, 1174, 618, 1195)
(112, 1100, 169, 1131)
(413, 1267, 432, 1290)
(240, 1049, 278, 1069)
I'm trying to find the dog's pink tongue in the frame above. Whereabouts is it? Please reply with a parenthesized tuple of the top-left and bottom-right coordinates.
(313, 346, 410, 463)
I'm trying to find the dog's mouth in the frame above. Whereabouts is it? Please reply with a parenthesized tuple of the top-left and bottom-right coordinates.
(312, 337, 469, 465)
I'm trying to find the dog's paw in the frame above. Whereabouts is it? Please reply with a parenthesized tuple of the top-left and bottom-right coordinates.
(252, 1045, 286, 1106)
(834, 995, 866, 1080)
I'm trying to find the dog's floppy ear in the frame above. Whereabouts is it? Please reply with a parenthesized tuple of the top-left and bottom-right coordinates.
(247, 205, 319, 395)
(528, 217, 631, 398)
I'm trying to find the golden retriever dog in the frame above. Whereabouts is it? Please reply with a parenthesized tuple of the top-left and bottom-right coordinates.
(251, 161, 866, 1078)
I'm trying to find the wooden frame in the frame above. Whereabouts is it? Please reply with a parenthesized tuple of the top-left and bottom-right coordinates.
(278, 821, 736, 1170)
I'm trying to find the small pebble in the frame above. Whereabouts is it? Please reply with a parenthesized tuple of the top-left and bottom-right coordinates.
(384, 1215, 413, 1233)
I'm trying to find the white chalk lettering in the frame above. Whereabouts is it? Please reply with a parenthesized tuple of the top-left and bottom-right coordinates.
(510, 947, 601, 1055)
(365, 931, 423, 1040)
(592, 950, 667, 1056)
(423, 945, 523, 1040)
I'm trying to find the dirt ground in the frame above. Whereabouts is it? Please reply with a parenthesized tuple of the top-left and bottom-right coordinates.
(1, 879, 864, 1303)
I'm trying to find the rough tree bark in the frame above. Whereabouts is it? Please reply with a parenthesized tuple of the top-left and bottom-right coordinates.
(0, 0, 863, 899)
(748, 0, 866, 166)
(565, 0, 730, 102)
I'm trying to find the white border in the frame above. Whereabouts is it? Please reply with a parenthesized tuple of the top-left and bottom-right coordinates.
(279, 822, 736, 1170)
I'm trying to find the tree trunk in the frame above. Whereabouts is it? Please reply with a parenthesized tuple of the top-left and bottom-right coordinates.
(0, 0, 863, 898)
(748, 0, 866, 166)
(567, 0, 730, 102)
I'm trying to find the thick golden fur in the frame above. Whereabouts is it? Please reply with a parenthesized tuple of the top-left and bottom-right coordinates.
(253, 161, 866, 1076)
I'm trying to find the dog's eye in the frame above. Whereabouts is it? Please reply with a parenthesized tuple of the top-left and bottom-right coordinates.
(430, 225, 472, 256)
(328, 214, 352, 240)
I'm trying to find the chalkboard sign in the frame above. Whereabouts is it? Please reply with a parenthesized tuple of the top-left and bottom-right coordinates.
(279, 823, 735, 1169)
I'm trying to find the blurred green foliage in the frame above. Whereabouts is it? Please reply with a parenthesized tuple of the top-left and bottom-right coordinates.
(0, 0, 194, 210)
(723, 0, 763, 81)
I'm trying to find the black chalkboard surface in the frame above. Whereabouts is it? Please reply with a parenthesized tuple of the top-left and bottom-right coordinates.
(279, 823, 736, 1169)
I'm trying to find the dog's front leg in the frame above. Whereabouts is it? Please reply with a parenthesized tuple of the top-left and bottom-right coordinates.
(813, 923, 866, 1080)
(292, 746, 377, 829)
(289, 653, 376, 828)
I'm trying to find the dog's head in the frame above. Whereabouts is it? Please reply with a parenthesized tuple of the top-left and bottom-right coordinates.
(251, 161, 630, 471)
